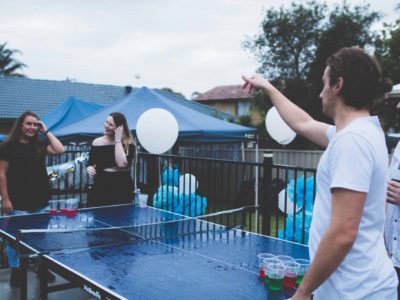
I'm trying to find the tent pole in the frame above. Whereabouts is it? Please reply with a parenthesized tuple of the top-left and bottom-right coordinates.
(134, 137, 138, 191)
(241, 142, 245, 162)
(254, 134, 259, 231)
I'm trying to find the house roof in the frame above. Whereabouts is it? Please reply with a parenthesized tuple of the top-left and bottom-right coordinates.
(194, 84, 251, 102)
(0, 76, 130, 119)
(154, 88, 234, 120)
(0, 76, 235, 121)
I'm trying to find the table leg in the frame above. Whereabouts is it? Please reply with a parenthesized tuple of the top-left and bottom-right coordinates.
(19, 257, 27, 300)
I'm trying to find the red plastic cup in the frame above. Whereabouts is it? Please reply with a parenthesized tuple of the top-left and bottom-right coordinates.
(59, 200, 67, 215)
(66, 199, 78, 218)
(257, 253, 275, 279)
(48, 200, 58, 216)
(282, 261, 300, 289)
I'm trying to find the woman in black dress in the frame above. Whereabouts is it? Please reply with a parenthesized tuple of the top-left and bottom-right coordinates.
(0, 111, 65, 286)
(86, 112, 135, 207)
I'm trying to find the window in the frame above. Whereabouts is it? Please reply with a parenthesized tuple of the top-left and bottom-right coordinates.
(237, 101, 250, 116)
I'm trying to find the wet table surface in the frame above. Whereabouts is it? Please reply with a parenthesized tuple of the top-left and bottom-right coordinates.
(0, 204, 309, 300)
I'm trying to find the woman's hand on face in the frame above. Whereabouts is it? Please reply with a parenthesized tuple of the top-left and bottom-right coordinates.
(114, 126, 123, 143)
(37, 121, 48, 134)
(87, 165, 96, 177)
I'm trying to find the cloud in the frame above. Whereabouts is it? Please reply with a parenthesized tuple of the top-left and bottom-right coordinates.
(0, 0, 396, 98)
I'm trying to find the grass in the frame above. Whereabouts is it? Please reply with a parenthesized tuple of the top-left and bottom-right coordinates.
(201, 209, 286, 237)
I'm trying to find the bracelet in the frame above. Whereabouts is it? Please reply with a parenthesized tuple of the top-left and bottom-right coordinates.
(44, 130, 50, 136)
(114, 141, 121, 145)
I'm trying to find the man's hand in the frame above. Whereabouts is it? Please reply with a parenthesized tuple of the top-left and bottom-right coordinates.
(241, 74, 274, 93)
(387, 179, 400, 205)
(291, 289, 312, 300)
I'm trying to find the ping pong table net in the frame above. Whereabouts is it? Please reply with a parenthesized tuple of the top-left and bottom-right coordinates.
(16, 216, 251, 257)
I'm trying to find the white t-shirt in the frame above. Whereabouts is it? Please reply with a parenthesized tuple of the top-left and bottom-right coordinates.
(385, 141, 400, 267)
(309, 116, 397, 300)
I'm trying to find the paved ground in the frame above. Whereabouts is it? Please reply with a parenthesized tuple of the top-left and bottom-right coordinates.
(0, 267, 95, 300)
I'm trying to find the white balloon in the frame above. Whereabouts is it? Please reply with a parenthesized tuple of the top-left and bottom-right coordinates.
(265, 107, 296, 145)
(136, 108, 179, 154)
(179, 174, 198, 195)
(278, 189, 301, 214)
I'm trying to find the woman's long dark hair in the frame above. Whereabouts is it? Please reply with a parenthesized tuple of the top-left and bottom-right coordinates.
(5, 111, 44, 157)
(109, 112, 135, 156)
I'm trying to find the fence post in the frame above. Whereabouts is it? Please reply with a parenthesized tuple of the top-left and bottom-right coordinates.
(262, 151, 273, 235)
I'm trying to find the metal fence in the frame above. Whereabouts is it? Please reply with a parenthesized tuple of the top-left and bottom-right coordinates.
(45, 145, 92, 204)
(179, 145, 323, 169)
(37, 148, 316, 245)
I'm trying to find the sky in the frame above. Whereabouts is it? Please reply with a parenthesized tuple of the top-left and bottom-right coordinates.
(1, 0, 398, 99)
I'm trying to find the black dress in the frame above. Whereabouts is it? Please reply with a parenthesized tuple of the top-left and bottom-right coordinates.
(87, 144, 135, 207)
(0, 140, 50, 211)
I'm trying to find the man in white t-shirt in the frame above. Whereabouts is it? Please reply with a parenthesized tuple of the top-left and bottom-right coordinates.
(385, 101, 400, 299)
(242, 47, 397, 300)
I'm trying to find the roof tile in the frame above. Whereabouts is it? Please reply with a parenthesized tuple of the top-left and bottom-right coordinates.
(194, 84, 251, 101)
(0, 77, 235, 121)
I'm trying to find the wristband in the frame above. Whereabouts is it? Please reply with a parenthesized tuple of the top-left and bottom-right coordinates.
(115, 141, 121, 144)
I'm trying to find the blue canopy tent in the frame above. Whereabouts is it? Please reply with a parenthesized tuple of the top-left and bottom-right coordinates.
(52, 88, 257, 216)
(41, 97, 104, 132)
(0, 98, 103, 142)
(53, 87, 257, 143)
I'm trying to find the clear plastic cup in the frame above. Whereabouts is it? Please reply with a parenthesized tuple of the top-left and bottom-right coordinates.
(262, 257, 280, 284)
(257, 253, 275, 279)
(276, 255, 294, 263)
(265, 263, 286, 291)
(66, 198, 78, 218)
(294, 258, 311, 286)
(48, 200, 58, 216)
(58, 200, 66, 215)
(138, 194, 148, 208)
(282, 261, 300, 288)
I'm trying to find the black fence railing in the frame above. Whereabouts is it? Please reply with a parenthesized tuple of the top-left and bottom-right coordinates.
(3, 148, 316, 245)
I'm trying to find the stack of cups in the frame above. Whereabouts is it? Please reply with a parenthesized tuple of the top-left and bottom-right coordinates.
(259, 254, 311, 291)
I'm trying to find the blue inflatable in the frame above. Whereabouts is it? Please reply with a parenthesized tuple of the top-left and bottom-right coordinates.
(278, 176, 315, 243)
(161, 167, 179, 187)
(155, 167, 207, 217)
(153, 185, 207, 217)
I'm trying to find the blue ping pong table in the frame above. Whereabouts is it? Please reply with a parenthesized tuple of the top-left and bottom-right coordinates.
(0, 204, 309, 300)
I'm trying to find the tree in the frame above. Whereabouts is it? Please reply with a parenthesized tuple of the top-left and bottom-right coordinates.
(307, 2, 381, 122)
(160, 87, 185, 98)
(373, 3, 400, 132)
(0, 42, 26, 77)
(309, 2, 380, 83)
(374, 4, 400, 84)
(243, 1, 382, 148)
(243, 0, 326, 80)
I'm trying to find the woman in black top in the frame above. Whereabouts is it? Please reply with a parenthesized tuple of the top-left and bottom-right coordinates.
(0, 111, 65, 286)
(87, 112, 135, 207)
